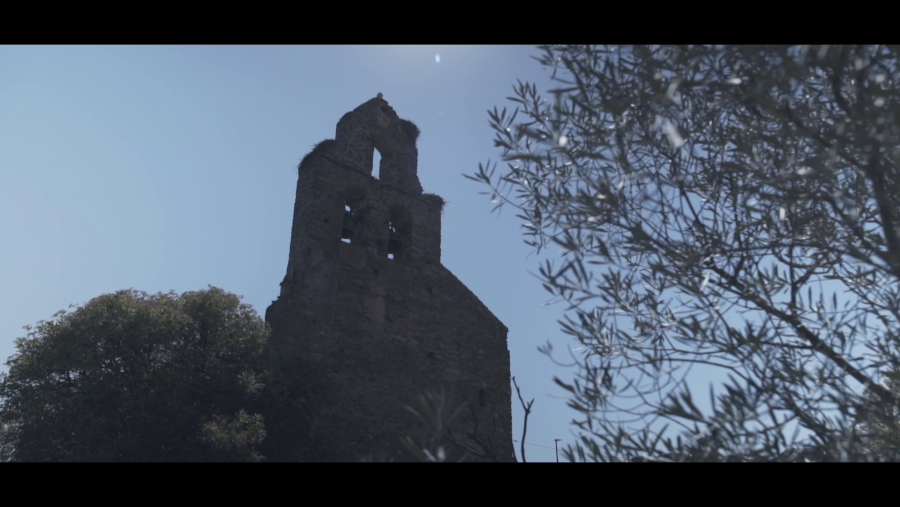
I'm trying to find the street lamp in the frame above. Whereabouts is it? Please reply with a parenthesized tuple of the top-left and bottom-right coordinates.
(554, 439, 563, 462)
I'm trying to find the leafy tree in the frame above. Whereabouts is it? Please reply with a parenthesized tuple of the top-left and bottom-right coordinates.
(470, 45, 900, 461)
(0, 287, 268, 461)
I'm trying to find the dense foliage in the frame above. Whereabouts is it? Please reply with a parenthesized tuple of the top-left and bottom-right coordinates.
(0, 287, 268, 461)
(471, 45, 900, 461)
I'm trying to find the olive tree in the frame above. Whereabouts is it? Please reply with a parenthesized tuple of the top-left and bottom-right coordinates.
(470, 45, 900, 461)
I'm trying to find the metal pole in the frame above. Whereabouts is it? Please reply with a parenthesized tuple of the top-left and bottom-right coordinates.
(554, 439, 562, 463)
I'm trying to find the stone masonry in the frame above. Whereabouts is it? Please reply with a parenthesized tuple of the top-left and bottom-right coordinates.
(265, 96, 515, 461)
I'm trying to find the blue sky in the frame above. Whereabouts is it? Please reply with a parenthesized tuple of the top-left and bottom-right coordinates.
(0, 45, 581, 461)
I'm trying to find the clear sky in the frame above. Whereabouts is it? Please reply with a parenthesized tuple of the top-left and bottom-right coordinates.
(0, 45, 580, 461)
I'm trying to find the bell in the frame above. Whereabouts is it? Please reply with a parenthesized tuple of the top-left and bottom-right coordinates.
(388, 228, 401, 255)
(342, 211, 355, 240)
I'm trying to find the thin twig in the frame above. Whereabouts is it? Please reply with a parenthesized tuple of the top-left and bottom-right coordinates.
(512, 376, 535, 463)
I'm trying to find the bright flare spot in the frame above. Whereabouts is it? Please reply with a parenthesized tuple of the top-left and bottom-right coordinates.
(727, 77, 742, 85)
(875, 97, 886, 107)
(662, 121, 684, 149)
(558, 135, 568, 147)
(435, 53, 441, 63)
(700, 272, 711, 291)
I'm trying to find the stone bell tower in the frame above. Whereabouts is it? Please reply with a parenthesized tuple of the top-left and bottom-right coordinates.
(265, 95, 514, 461)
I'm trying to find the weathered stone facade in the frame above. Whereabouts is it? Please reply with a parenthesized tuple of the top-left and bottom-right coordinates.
(265, 96, 514, 461)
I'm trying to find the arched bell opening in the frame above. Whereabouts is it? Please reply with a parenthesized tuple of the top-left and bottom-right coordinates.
(387, 221, 400, 259)
(373, 150, 383, 180)
(342, 185, 367, 245)
(387, 204, 412, 262)
(342, 203, 355, 243)
(372, 132, 395, 181)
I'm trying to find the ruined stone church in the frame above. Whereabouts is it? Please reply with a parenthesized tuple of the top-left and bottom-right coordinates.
(265, 96, 515, 461)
